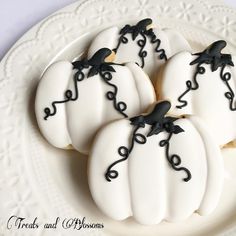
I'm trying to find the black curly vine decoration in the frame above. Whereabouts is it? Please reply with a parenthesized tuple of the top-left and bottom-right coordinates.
(105, 101, 192, 183)
(113, 18, 167, 68)
(176, 40, 235, 110)
(104, 125, 147, 182)
(43, 48, 128, 120)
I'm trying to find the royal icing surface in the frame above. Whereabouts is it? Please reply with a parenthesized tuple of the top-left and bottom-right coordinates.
(35, 48, 156, 154)
(88, 102, 223, 225)
(156, 40, 236, 146)
(88, 18, 191, 82)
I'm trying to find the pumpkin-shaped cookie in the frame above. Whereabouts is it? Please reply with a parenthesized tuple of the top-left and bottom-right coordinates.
(88, 18, 191, 82)
(35, 48, 155, 154)
(156, 40, 236, 146)
(89, 101, 223, 225)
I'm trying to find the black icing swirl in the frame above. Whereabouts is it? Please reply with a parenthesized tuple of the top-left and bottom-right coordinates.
(220, 65, 236, 110)
(159, 132, 191, 182)
(100, 71, 128, 118)
(44, 69, 84, 120)
(176, 63, 205, 109)
(105, 101, 191, 182)
(105, 125, 146, 181)
(113, 18, 167, 68)
(176, 40, 235, 110)
(145, 28, 167, 61)
(43, 48, 128, 120)
(137, 31, 147, 68)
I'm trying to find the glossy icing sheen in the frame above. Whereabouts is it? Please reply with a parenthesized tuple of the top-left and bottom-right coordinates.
(35, 61, 155, 154)
(105, 101, 191, 183)
(88, 21, 191, 81)
(157, 51, 236, 146)
(89, 115, 224, 225)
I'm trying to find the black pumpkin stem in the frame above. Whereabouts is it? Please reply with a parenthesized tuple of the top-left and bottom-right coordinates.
(43, 48, 128, 120)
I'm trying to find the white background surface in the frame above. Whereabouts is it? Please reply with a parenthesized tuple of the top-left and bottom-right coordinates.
(0, 0, 235, 60)
(0, 0, 236, 235)
(0, 0, 77, 60)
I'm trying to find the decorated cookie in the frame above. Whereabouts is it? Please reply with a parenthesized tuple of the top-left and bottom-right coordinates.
(89, 101, 223, 225)
(88, 18, 191, 82)
(156, 40, 236, 146)
(35, 48, 155, 154)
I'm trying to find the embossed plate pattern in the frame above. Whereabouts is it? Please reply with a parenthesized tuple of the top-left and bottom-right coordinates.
(1, 0, 236, 235)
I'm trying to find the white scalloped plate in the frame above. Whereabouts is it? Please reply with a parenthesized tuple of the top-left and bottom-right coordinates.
(1, 0, 236, 236)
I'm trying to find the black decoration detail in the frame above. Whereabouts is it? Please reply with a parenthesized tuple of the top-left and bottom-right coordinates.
(43, 48, 128, 120)
(113, 18, 167, 68)
(100, 71, 128, 118)
(220, 65, 236, 110)
(105, 101, 191, 182)
(159, 132, 191, 182)
(176, 62, 205, 109)
(105, 125, 147, 182)
(176, 40, 235, 110)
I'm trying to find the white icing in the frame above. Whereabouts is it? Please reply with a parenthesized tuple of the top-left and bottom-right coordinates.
(88, 115, 223, 225)
(157, 52, 236, 146)
(35, 61, 155, 154)
(190, 116, 224, 215)
(88, 26, 191, 81)
(35, 61, 72, 148)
